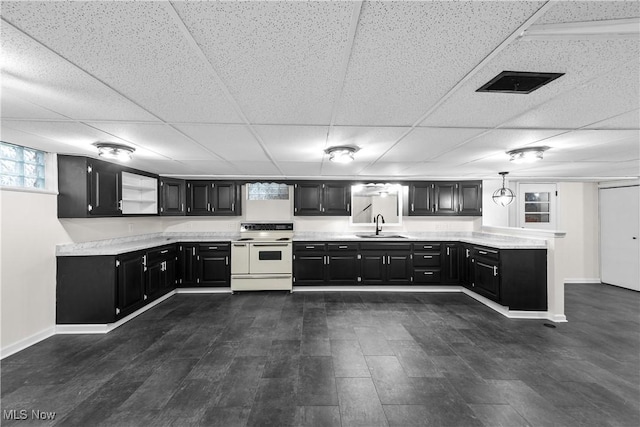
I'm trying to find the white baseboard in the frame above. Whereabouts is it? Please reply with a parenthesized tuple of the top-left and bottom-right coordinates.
(1, 326, 56, 360)
(293, 285, 462, 293)
(548, 314, 568, 322)
(565, 278, 601, 284)
(461, 288, 553, 321)
(176, 288, 232, 294)
(56, 290, 176, 335)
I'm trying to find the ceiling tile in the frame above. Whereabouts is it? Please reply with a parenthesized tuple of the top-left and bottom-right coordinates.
(421, 37, 640, 128)
(379, 127, 487, 162)
(278, 162, 322, 177)
(84, 122, 216, 161)
(255, 126, 329, 162)
(1, 1, 243, 123)
(230, 161, 283, 177)
(585, 110, 640, 129)
(0, 119, 157, 157)
(171, 160, 241, 177)
(536, 0, 640, 25)
(320, 161, 368, 177)
(328, 126, 408, 162)
(333, 1, 545, 126)
(173, 124, 269, 162)
(0, 24, 157, 122)
(172, 0, 354, 125)
(504, 59, 640, 128)
(0, 123, 95, 156)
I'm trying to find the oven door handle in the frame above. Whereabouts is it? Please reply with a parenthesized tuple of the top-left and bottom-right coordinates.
(253, 243, 289, 247)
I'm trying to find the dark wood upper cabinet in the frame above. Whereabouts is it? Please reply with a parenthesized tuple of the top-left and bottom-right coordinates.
(294, 182, 350, 216)
(186, 181, 240, 216)
(159, 178, 186, 216)
(458, 181, 483, 215)
(433, 182, 458, 215)
(408, 181, 482, 217)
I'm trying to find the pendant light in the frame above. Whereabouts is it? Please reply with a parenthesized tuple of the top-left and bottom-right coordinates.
(492, 172, 515, 207)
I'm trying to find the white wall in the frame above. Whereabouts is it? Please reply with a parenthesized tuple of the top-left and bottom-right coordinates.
(481, 179, 510, 227)
(556, 182, 600, 282)
(0, 190, 71, 355)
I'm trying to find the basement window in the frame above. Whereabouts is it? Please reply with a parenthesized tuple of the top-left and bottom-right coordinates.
(247, 182, 289, 200)
(0, 141, 46, 189)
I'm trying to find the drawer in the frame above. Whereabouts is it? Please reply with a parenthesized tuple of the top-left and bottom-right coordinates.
(294, 243, 326, 252)
(360, 242, 412, 251)
(327, 242, 358, 251)
(413, 252, 441, 267)
(147, 245, 177, 264)
(199, 243, 230, 253)
(472, 246, 499, 262)
(413, 242, 441, 252)
(414, 268, 441, 284)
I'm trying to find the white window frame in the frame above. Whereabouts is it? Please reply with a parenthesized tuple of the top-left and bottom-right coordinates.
(517, 183, 557, 230)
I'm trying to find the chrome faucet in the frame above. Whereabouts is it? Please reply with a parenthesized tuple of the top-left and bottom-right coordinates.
(375, 214, 385, 235)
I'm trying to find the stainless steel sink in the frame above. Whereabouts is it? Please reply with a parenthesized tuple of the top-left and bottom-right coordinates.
(356, 234, 407, 239)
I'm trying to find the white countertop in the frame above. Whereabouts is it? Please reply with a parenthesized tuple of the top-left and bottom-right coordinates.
(56, 231, 546, 256)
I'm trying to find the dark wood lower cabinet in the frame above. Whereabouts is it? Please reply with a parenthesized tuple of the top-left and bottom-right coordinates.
(117, 251, 146, 318)
(179, 242, 230, 287)
(293, 243, 360, 285)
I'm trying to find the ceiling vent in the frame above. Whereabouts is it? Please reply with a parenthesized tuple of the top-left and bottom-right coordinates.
(476, 71, 564, 94)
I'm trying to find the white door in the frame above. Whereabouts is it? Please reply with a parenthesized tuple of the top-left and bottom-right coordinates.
(600, 186, 640, 291)
(518, 183, 557, 230)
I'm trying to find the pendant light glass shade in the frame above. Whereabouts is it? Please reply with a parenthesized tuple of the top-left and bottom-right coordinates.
(492, 172, 515, 207)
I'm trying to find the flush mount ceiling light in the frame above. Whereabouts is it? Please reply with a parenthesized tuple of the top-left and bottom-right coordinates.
(325, 146, 358, 163)
(492, 172, 515, 207)
(507, 146, 549, 163)
(94, 142, 135, 162)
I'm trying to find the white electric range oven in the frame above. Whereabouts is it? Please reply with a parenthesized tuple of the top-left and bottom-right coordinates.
(231, 223, 293, 292)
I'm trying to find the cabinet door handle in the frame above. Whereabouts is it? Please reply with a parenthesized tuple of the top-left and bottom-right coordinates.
(387, 256, 391, 264)
(423, 271, 434, 275)
(465, 249, 470, 258)
(207, 203, 211, 211)
(493, 266, 498, 277)
(447, 247, 450, 256)
(160, 250, 169, 254)
(382, 256, 386, 265)
(479, 250, 488, 255)
(339, 245, 348, 249)
(226, 256, 229, 266)
(181, 203, 184, 212)
(326, 256, 330, 265)
(118, 200, 123, 211)
(411, 203, 414, 212)
(232, 202, 235, 211)
(423, 255, 433, 259)
(423, 245, 432, 249)
(192, 247, 196, 256)
(306, 246, 316, 249)
(209, 246, 218, 250)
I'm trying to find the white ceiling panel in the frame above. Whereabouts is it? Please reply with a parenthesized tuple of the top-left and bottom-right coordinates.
(255, 126, 329, 162)
(536, 0, 640, 25)
(0, 1, 242, 124)
(504, 59, 640, 129)
(585, 110, 640, 130)
(358, 162, 421, 178)
(0, 124, 94, 157)
(432, 129, 565, 166)
(278, 162, 323, 177)
(328, 127, 408, 162)
(0, 24, 157, 122)
(170, 160, 241, 177)
(421, 37, 640, 128)
(173, 124, 269, 162)
(0, 91, 68, 121)
(399, 162, 483, 178)
(173, 0, 354, 125)
(0, 120, 153, 157)
(84, 122, 216, 161)
(334, 1, 545, 126)
(230, 161, 283, 177)
(320, 161, 368, 177)
(379, 128, 488, 163)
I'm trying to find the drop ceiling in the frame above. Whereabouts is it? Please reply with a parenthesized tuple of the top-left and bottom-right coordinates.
(1, 0, 638, 181)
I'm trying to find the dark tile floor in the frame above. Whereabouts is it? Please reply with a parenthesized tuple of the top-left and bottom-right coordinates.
(1, 283, 639, 426)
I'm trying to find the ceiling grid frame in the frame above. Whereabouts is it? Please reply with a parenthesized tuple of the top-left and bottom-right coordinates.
(164, 0, 285, 176)
(0, 15, 239, 168)
(360, 0, 559, 173)
(319, 0, 364, 176)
